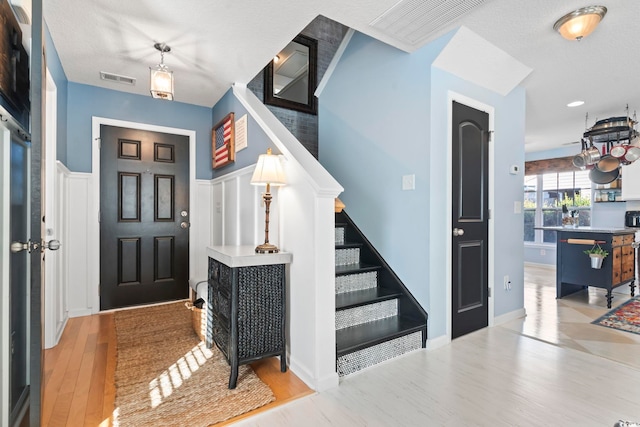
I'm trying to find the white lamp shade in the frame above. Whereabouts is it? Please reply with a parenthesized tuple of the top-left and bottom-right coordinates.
(251, 151, 286, 186)
(150, 66, 174, 100)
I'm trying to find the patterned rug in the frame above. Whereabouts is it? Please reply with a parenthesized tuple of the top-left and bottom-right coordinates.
(114, 301, 275, 426)
(592, 296, 640, 335)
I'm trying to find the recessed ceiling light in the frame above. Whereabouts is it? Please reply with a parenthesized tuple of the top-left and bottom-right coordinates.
(567, 100, 585, 107)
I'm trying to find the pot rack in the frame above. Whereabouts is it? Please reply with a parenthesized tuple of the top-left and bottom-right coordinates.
(581, 108, 638, 152)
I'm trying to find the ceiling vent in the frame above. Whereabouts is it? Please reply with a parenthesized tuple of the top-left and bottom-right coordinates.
(370, 0, 486, 46)
(100, 72, 136, 86)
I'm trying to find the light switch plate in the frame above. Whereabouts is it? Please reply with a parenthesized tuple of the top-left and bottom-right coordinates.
(402, 174, 415, 191)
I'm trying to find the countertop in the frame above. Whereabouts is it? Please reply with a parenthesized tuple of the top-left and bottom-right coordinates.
(207, 245, 292, 267)
(536, 226, 638, 233)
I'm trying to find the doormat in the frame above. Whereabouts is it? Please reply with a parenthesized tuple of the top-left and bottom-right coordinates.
(592, 296, 640, 335)
(113, 302, 274, 426)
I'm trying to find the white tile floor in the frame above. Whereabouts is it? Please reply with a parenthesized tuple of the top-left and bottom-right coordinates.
(502, 264, 640, 369)
(232, 264, 640, 426)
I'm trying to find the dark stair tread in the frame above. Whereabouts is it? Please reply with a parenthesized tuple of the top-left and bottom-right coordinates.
(336, 287, 401, 310)
(335, 242, 363, 250)
(335, 263, 380, 276)
(336, 315, 425, 357)
(335, 222, 347, 228)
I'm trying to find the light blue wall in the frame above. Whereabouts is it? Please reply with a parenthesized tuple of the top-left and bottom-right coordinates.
(319, 30, 526, 338)
(44, 23, 68, 164)
(211, 89, 276, 177)
(66, 83, 213, 178)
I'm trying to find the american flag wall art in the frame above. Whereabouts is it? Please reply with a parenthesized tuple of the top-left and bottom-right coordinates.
(212, 112, 235, 169)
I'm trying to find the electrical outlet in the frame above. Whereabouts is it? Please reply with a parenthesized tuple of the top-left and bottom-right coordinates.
(540, 249, 546, 256)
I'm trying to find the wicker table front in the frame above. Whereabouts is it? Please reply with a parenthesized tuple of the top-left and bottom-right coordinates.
(206, 247, 290, 389)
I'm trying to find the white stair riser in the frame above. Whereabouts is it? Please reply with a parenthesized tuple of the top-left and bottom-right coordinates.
(336, 271, 377, 294)
(336, 247, 360, 266)
(335, 299, 397, 330)
(337, 331, 423, 377)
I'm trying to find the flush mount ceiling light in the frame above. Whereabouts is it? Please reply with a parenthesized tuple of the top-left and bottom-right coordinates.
(567, 100, 585, 107)
(553, 5, 607, 41)
(149, 42, 174, 100)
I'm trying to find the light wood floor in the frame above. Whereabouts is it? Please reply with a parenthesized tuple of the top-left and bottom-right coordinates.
(42, 311, 312, 426)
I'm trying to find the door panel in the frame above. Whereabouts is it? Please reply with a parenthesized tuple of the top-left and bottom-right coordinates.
(100, 125, 189, 310)
(452, 101, 489, 339)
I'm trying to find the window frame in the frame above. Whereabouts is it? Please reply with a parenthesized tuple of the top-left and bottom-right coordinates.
(524, 170, 592, 245)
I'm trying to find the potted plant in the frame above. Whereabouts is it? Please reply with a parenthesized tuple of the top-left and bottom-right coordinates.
(584, 244, 608, 269)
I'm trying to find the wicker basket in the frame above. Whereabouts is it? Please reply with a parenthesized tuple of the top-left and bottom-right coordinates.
(185, 301, 206, 341)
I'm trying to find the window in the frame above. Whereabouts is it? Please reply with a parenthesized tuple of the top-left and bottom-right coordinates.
(524, 170, 591, 244)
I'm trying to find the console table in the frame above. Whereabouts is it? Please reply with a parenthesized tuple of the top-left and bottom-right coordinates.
(206, 246, 292, 389)
(541, 228, 636, 308)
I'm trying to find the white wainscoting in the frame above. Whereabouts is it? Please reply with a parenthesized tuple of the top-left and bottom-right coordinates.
(190, 179, 214, 288)
(65, 170, 93, 318)
(211, 165, 279, 248)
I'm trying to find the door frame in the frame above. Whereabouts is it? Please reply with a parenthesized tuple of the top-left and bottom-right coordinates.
(446, 92, 495, 340)
(90, 117, 196, 313)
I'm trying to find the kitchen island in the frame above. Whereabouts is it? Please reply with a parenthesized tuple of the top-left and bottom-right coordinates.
(539, 227, 636, 308)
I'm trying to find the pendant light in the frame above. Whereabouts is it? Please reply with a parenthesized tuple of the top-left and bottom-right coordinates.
(553, 6, 607, 41)
(149, 43, 174, 100)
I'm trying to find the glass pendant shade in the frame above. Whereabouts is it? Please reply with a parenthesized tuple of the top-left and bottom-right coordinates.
(554, 6, 607, 41)
(150, 65, 174, 100)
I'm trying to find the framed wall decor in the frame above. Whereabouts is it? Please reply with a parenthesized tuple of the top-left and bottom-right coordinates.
(212, 112, 235, 169)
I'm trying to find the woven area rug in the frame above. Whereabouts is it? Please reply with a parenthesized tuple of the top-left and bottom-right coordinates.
(114, 301, 275, 426)
(592, 296, 640, 335)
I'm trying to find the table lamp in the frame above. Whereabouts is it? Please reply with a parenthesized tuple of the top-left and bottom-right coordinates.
(251, 148, 286, 253)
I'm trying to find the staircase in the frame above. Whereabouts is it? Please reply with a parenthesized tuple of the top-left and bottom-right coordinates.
(334, 210, 428, 377)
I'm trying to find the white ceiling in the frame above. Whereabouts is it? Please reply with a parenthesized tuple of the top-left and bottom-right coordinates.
(42, 0, 640, 153)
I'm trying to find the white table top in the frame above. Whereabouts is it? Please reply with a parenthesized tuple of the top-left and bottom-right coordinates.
(207, 245, 292, 267)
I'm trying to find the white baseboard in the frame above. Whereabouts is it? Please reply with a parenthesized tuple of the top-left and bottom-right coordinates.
(54, 317, 68, 347)
(494, 307, 527, 326)
(426, 334, 450, 351)
(288, 355, 339, 392)
(68, 308, 93, 318)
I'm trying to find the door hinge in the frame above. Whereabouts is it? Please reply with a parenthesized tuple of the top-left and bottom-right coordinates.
(98, 210, 101, 223)
(488, 209, 492, 220)
(488, 287, 491, 298)
(486, 130, 494, 142)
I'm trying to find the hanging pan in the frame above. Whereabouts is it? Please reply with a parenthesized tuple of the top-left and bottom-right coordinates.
(589, 166, 620, 184)
(595, 143, 620, 172)
(624, 135, 640, 163)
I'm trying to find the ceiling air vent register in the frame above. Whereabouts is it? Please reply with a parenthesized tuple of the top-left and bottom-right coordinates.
(99, 72, 136, 86)
(370, 0, 486, 46)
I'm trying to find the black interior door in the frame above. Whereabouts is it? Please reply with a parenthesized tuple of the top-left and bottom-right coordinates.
(452, 101, 489, 339)
(99, 125, 189, 310)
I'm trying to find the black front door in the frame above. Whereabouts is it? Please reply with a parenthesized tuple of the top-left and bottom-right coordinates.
(451, 101, 490, 339)
(99, 125, 190, 310)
